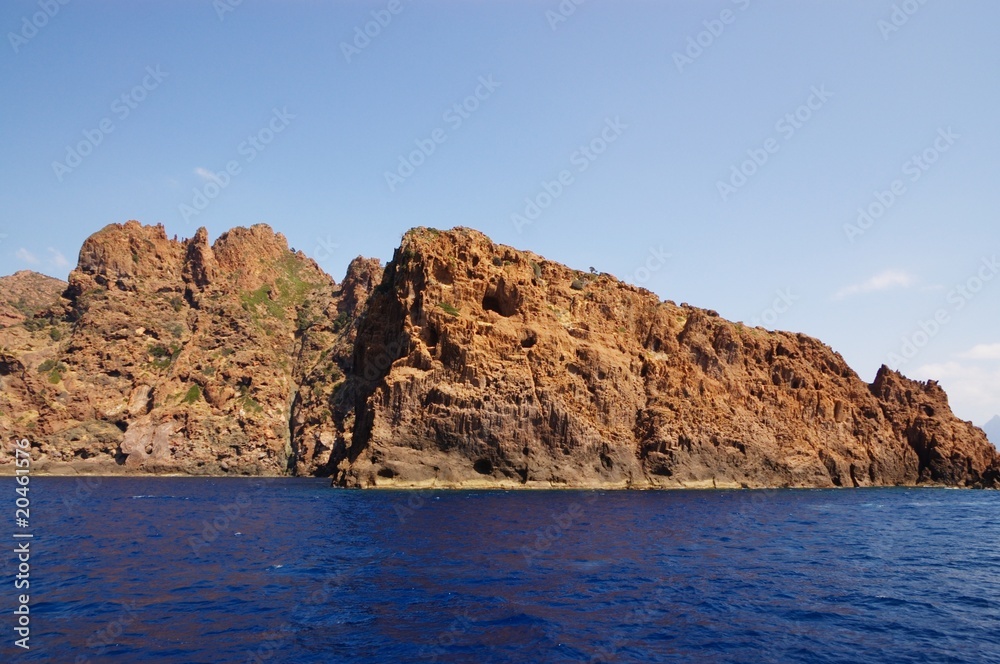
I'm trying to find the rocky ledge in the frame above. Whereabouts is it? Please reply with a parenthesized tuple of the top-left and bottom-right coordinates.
(1, 222, 997, 488)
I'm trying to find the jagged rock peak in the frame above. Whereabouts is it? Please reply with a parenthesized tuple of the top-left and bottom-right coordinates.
(338, 256, 384, 318)
(182, 227, 216, 290)
(74, 220, 183, 287)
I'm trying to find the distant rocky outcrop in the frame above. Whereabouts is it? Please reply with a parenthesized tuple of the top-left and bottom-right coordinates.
(0, 271, 66, 328)
(2, 222, 998, 488)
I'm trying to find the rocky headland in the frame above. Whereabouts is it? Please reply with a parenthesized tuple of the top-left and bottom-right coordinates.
(1, 222, 997, 489)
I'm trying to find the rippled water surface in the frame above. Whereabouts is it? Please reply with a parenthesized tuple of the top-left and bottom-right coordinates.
(10, 478, 1000, 663)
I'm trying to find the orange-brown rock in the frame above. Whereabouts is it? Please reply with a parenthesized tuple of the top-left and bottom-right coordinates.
(332, 227, 1000, 489)
(2, 222, 997, 488)
(0, 221, 376, 475)
(0, 271, 66, 328)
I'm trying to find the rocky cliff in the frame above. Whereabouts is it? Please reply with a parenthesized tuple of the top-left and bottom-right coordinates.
(2, 222, 997, 488)
(0, 221, 374, 475)
(332, 227, 999, 488)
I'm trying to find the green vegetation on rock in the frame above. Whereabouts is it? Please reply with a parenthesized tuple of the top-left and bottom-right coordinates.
(182, 384, 202, 404)
(437, 302, 460, 317)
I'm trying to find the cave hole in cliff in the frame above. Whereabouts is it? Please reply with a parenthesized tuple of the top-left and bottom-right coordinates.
(482, 282, 519, 317)
(423, 323, 440, 348)
(377, 467, 396, 479)
(473, 458, 494, 475)
(183, 287, 198, 310)
(482, 295, 504, 315)
(113, 420, 128, 433)
(520, 331, 537, 349)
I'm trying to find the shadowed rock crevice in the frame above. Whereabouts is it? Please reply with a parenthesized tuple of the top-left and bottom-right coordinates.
(341, 256, 412, 469)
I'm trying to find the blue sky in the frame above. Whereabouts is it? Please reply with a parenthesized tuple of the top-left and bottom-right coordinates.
(1, 0, 998, 426)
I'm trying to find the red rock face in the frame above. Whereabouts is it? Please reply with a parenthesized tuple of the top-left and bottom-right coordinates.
(332, 227, 1000, 489)
(1, 221, 367, 476)
(870, 367, 999, 486)
(1, 222, 997, 488)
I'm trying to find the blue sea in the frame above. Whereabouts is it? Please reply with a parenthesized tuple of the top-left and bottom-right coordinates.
(6, 478, 1000, 663)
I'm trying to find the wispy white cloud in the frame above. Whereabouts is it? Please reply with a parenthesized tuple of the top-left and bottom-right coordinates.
(912, 360, 1000, 425)
(834, 269, 915, 300)
(960, 343, 1000, 361)
(194, 167, 220, 183)
(14, 246, 71, 271)
(16, 248, 39, 264)
(47, 247, 69, 269)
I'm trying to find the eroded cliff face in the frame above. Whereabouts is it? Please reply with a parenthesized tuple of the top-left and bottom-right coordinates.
(0, 221, 377, 475)
(332, 227, 1000, 489)
(2, 222, 997, 487)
